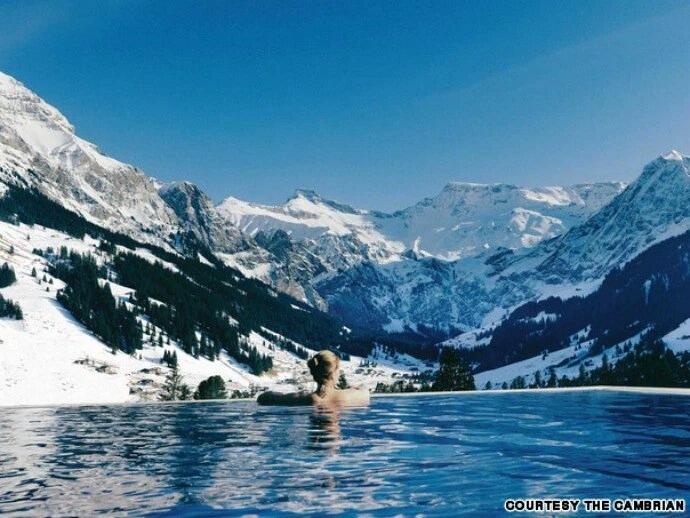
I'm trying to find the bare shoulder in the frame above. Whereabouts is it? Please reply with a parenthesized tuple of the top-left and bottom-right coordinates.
(330, 387, 370, 406)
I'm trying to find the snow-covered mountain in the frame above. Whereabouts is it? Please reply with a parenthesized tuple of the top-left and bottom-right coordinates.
(466, 218, 690, 390)
(379, 181, 624, 260)
(0, 70, 430, 405)
(217, 180, 625, 333)
(158, 180, 252, 254)
(442, 151, 690, 379)
(502, 151, 690, 283)
(236, 150, 687, 339)
(0, 71, 179, 246)
(0, 69, 632, 337)
(219, 182, 624, 262)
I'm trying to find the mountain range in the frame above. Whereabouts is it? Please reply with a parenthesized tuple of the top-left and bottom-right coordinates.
(1, 69, 689, 402)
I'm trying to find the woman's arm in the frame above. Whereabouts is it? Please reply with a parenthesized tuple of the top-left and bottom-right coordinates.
(257, 390, 315, 406)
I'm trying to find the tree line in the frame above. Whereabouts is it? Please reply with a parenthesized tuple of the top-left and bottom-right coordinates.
(0, 262, 22, 319)
(490, 333, 690, 390)
(52, 251, 142, 354)
(114, 252, 273, 374)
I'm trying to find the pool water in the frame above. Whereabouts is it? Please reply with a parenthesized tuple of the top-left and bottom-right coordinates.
(0, 391, 688, 516)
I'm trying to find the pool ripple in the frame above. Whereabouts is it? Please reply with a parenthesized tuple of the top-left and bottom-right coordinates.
(0, 391, 688, 515)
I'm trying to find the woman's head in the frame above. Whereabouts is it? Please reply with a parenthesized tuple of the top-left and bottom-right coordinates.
(308, 350, 340, 385)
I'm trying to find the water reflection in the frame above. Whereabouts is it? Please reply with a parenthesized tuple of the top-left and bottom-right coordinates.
(308, 407, 342, 453)
(0, 392, 687, 515)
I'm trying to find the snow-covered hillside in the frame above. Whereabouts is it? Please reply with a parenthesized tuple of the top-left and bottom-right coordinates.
(454, 212, 690, 389)
(0, 220, 426, 406)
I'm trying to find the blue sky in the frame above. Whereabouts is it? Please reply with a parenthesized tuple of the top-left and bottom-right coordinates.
(1, 1, 689, 210)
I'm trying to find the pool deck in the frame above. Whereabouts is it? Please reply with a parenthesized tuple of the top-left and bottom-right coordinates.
(373, 385, 690, 397)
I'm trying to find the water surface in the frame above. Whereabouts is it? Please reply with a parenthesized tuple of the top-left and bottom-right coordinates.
(0, 391, 689, 516)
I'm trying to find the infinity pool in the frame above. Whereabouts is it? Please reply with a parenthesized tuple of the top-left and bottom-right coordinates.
(0, 391, 688, 516)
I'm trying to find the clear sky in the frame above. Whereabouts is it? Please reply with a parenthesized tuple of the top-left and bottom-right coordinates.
(1, 1, 689, 211)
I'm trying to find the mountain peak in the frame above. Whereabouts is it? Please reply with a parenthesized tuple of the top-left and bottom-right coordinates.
(442, 181, 516, 192)
(0, 70, 75, 134)
(0, 70, 27, 94)
(287, 189, 360, 215)
(662, 149, 685, 161)
(0, 70, 17, 89)
(160, 180, 203, 196)
(641, 150, 690, 184)
(291, 188, 322, 203)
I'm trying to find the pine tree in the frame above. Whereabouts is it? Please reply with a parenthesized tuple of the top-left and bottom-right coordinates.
(179, 384, 192, 401)
(194, 375, 227, 400)
(431, 348, 475, 391)
(0, 263, 17, 288)
(337, 371, 349, 389)
(0, 294, 23, 320)
(160, 365, 189, 401)
(532, 370, 542, 388)
(578, 363, 588, 385)
(546, 369, 558, 388)
(510, 376, 526, 389)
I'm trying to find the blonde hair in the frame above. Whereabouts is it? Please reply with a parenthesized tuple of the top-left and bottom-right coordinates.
(307, 350, 340, 385)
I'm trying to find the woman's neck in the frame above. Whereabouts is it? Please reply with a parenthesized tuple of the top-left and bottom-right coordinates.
(317, 379, 336, 395)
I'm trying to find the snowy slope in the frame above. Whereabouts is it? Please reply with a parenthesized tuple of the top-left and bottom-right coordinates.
(0, 220, 423, 406)
(0, 221, 264, 405)
(474, 333, 645, 390)
(663, 319, 690, 354)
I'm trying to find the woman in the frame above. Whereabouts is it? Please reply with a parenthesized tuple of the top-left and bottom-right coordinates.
(257, 350, 370, 406)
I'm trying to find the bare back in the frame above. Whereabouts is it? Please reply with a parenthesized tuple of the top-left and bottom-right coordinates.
(257, 350, 370, 407)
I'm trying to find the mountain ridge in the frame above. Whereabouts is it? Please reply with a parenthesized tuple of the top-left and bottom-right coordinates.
(1, 69, 682, 341)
